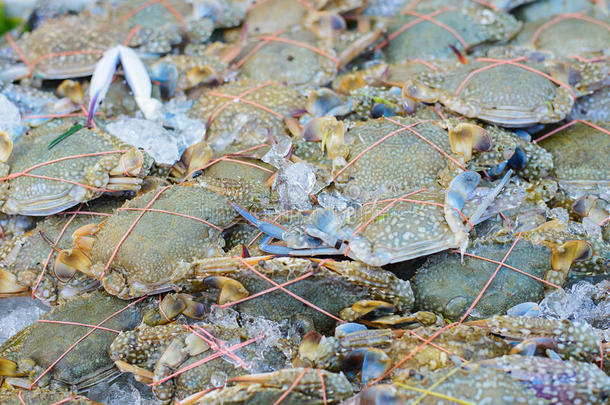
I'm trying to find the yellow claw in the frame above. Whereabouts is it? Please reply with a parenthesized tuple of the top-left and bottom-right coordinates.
(203, 276, 249, 305)
(57, 79, 84, 104)
(448, 123, 492, 162)
(0, 131, 13, 163)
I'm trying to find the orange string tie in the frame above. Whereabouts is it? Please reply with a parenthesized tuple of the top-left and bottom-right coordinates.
(273, 368, 310, 405)
(531, 13, 610, 45)
(234, 30, 285, 68)
(451, 249, 560, 289)
(100, 185, 171, 280)
(150, 333, 264, 386)
(374, 7, 452, 52)
(367, 322, 459, 387)
(404, 329, 467, 362)
(456, 57, 577, 100)
(36, 319, 120, 333)
(533, 119, 610, 144)
(204, 81, 277, 132)
(332, 119, 428, 182)
(458, 234, 522, 323)
(30, 295, 148, 389)
(402, 9, 468, 50)
(317, 368, 328, 405)
(345, 189, 427, 257)
(239, 258, 346, 323)
(385, 116, 466, 170)
(118, 207, 223, 231)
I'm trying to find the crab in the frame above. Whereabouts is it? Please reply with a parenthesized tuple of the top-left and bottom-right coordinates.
(412, 237, 552, 322)
(514, 13, 610, 59)
(0, 388, 99, 405)
(569, 87, 610, 122)
(520, 218, 608, 282)
(0, 197, 123, 305)
(537, 121, 609, 203)
(403, 51, 608, 127)
(0, 291, 155, 393)
(167, 257, 414, 334)
(111, 0, 250, 54)
(232, 166, 521, 266)
(478, 355, 610, 404)
(467, 315, 604, 367)
(187, 80, 307, 152)
(54, 180, 238, 299)
(382, 0, 522, 63)
(192, 368, 353, 405)
(109, 314, 295, 403)
(387, 355, 609, 404)
(0, 13, 128, 81)
(0, 118, 152, 216)
(296, 322, 510, 384)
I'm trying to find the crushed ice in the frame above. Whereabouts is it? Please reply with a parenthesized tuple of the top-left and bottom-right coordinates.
(0, 297, 48, 345)
(105, 97, 204, 165)
(263, 135, 317, 210)
(0, 93, 25, 139)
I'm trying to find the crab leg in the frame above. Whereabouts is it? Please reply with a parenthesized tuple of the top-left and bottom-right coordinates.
(229, 202, 286, 240)
(258, 235, 346, 256)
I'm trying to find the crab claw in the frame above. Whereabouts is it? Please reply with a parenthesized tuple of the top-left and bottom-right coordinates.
(339, 300, 397, 322)
(448, 123, 492, 162)
(444, 171, 480, 255)
(88, 45, 162, 126)
(203, 276, 249, 305)
(343, 348, 392, 383)
(0, 268, 28, 295)
(547, 240, 594, 285)
(0, 131, 13, 163)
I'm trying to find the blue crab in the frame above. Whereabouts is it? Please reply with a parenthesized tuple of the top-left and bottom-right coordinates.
(231, 168, 518, 266)
(403, 51, 608, 127)
(0, 119, 152, 216)
(0, 291, 154, 393)
(193, 368, 353, 405)
(381, 0, 522, 63)
(110, 315, 295, 403)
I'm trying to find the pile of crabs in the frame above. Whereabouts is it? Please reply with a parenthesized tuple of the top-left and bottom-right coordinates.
(0, 0, 608, 403)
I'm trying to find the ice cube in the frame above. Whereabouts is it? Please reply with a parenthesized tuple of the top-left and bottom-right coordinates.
(0, 297, 49, 344)
(106, 118, 181, 165)
(0, 94, 24, 139)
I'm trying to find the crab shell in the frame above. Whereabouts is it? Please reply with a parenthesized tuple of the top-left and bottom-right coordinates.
(384, 2, 522, 62)
(235, 29, 339, 87)
(188, 80, 306, 151)
(5, 14, 127, 80)
(62, 181, 237, 299)
(0, 119, 151, 216)
(403, 58, 582, 127)
(538, 121, 610, 199)
(478, 355, 610, 404)
(413, 238, 551, 321)
(0, 291, 153, 392)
